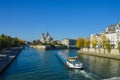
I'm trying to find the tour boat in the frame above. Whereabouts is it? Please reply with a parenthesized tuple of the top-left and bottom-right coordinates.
(57, 52, 84, 69)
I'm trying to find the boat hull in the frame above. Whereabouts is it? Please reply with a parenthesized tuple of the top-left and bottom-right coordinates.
(57, 52, 84, 69)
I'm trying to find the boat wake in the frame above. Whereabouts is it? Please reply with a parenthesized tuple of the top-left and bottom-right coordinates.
(57, 51, 99, 80)
(103, 77, 120, 80)
(76, 70, 97, 80)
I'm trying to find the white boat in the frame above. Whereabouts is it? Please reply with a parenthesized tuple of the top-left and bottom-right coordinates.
(57, 52, 84, 69)
(66, 57, 84, 69)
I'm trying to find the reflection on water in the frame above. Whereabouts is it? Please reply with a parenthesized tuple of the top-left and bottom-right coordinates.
(79, 54, 120, 79)
(0, 47, 120, 80)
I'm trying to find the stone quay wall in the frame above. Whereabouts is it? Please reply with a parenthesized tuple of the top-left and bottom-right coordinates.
(78, 48, 120, 60)
(30, 45, 48, 50)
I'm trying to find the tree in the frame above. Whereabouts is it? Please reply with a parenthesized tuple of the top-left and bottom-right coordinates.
(32, 40, 37, 45)
(84, 38, 90, 52)
(0, 38, 4, 50)
(91, 36, 98, 53)
(84, 38, 90, 48)
(0, 34, 25, 50)
(18, 39, 25, 45)
(118, 42, 120, 54)
(106, 40, 111, 54)
(76, 38, 85, 49)
(101, 34, 108, 54)
(52, 41, 58, 45)
(101, 34, 107, 48)
(0, 34, 9, 48)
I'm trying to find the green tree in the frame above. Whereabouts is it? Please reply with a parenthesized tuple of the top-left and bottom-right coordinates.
(32, 40, 37, 45)
(52, 41, 58, 45)
(0, 34, 9, 48)
(0, 34, 25, 50)
(0, 38, 4, 50)
(76, 38, 85, 49)
(18, 39, 25, 45)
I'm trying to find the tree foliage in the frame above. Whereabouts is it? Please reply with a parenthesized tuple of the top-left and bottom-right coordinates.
(52, 41, 58, 45)
(91, 36, 98, 48)
(76, 38, 85, 48)
(118, 42, 120, 53)
(101, 34, 107, 48)
(84, 38, 90, 48)
(0, 34, 25, 50)
(106, 40, 111, 53)
(32, 40, 38, 45)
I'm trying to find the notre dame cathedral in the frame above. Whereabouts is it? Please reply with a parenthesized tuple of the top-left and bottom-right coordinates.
(40, 32, 53, 44)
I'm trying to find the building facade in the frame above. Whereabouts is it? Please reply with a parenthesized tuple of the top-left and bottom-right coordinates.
(40, 32, 53, 44)
(106, 23, 120, 48)
(61, 38, 77, 48)
(90, 22, 120, 48)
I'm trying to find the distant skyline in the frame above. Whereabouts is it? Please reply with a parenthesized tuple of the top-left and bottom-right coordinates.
(0, 0, 120, 41)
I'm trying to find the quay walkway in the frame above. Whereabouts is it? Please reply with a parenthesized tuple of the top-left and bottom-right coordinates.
(0, 47, 24, 75)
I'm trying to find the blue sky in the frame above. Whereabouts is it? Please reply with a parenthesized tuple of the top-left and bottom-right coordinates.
(0, 0, 120, 41)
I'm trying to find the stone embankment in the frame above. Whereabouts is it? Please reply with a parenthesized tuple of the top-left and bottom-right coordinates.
(0, 46, 24, 75)
(78, 48, 120, 60)
(30, 45, 47, 50)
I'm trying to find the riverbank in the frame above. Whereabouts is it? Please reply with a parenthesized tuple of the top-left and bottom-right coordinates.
(30, 45, 49, 50)
(0, 46, 25, 75)
(78, 48, 120, 60)
(30, 45, 67, 50)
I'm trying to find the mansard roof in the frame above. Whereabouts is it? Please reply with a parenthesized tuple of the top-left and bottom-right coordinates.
(106, 24, 116, 33)
(107, 26, 115, 31)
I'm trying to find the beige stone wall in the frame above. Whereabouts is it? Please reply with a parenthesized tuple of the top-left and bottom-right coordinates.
(80, 48, 120, 55)
(30, 45, 47, 49)
(36, 45, 46, 49)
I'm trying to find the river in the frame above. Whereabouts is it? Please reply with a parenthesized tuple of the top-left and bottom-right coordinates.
(0, 46, 120, 80)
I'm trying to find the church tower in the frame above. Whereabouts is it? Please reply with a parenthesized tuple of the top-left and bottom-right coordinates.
(46, 32, 53, 43)
(40, 33, 46, 43)
(40, 32, 53, 44)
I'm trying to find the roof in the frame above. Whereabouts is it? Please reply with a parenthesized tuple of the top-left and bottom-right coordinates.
(106, 24, 116, 32)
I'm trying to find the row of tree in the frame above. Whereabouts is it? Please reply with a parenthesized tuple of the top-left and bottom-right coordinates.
(76, 38, 90, 49)
(76, 35, 120, 54)
(0, 34, 25, 50)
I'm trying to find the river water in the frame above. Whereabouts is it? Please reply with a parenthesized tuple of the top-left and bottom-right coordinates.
(0, 46, 120, 80)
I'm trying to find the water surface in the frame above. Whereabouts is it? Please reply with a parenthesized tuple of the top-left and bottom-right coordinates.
(0, 47, 120, 80)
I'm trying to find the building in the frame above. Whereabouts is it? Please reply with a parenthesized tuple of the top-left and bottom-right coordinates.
(40, 32, 53, 44)
(61, 38, 77, 49)
(106, 23, 120, 48)
(90, 22, 120, 48)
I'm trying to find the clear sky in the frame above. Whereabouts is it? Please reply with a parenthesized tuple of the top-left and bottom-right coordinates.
(0, 0, 120, 41)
